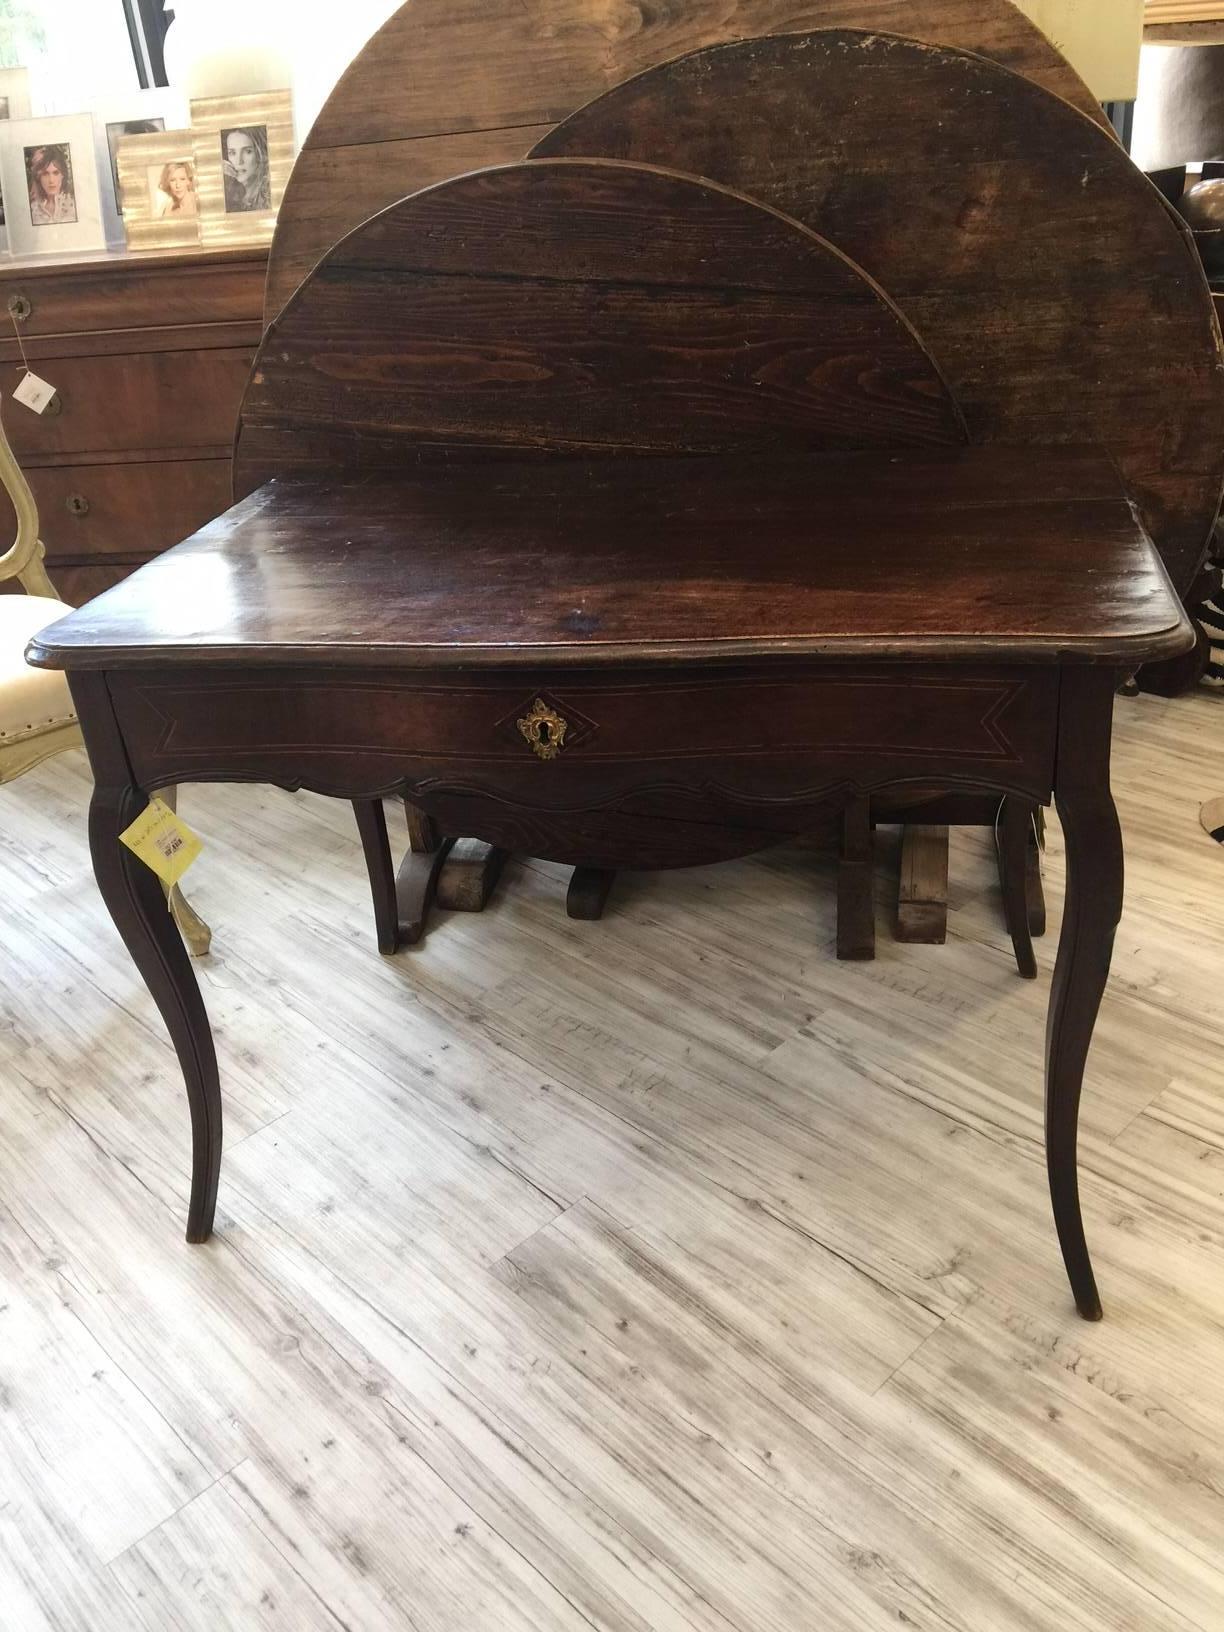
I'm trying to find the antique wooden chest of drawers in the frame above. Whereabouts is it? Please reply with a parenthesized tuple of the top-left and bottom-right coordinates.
(0, 244, 267, 606)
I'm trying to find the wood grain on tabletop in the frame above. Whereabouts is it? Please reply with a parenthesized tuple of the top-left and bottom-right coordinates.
(237, 160, 963, 500)
(535, 29, 1224, 592)
(264, 0, 1108, 320)
(26, 449, 1191, 673)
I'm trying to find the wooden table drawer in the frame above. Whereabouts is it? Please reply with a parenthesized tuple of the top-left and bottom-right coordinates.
(26, 460, 234, 562)
(0, 255, 267, 338)
(111, 665, 1059, 848)
(7, 348, 253, 462)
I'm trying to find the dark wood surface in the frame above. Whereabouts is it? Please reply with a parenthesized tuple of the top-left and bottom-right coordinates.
(536, 30, 1224, 592)
(265, 0, 1108, 320)
(75, 660, 1064, 859)
(74, 676, 222, 1246)
(837, 796, 876, 960)
(65, 634, 1137, 1321)
(50, 16, 1183, 1318)
(16, 459, 234, 562)
(237, 160, 962, 494)
(0, 245, 267, 338)
(997, 799, 1041, 979)
(5, 349, 254, 465)
(1044, 673, 1124, 1322)
(4, 458, 233, 610)
(0, 244, 266, 603)
(28, 450, 1192, 673)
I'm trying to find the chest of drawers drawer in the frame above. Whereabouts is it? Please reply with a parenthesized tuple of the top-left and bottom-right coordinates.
(5, 348, 254, 463)
(28, 459, 234, 560)
(0, 252, 267, 338)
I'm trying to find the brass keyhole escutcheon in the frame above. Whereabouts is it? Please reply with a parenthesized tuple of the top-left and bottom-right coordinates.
(517, 697, 568, 761)
(7, 294, 31, 323)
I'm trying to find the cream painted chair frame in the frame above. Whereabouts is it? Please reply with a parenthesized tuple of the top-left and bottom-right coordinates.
(0, 394, 211, 956)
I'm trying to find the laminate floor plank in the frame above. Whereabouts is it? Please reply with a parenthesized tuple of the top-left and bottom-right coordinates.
(489, 1197, 1208, 1632)
(109, 1478, 346, 1632)
(0, 1208, 214, 1566)
(883, 1312, 1224, 1632)
(0, 689, 1222, 1630)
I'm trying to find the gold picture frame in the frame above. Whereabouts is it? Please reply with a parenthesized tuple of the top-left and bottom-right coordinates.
(116, 129, 201, 251)
(190, 90, 293, 248)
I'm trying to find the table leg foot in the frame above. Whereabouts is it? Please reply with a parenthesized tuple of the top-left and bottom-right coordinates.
(395, 838, 456, 944)
(1026, 808, 1047, 938)
(89, 783, 221, 1243)
(437, 838, 509, 911)
(997, 799, 1039, 979)
(895, 823, 949, 945)
(1046, 678, 1123, 1320)
(353, 799, 400, 954)
(354, 799, 460, 951)
(567, 866, 616, 919)
(837, 795, 876, 960)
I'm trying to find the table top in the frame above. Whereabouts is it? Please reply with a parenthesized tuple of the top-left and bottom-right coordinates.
(28, 447, 1195, 673)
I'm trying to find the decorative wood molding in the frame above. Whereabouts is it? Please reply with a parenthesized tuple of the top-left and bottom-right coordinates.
(1145, 2, 1224, 24)
(1144, 21, 1224, 37)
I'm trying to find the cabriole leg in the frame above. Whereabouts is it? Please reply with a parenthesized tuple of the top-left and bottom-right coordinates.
(1046, 674, 1124, 1320)
(72, 676, 222, 1243)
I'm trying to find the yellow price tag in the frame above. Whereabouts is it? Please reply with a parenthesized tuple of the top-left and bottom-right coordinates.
(119, 797, 203, 887)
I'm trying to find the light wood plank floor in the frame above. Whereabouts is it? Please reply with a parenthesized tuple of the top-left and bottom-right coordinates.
(2, 689, 1223, 1631)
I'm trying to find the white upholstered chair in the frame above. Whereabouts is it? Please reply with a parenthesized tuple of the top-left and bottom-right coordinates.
(0, 392, 210, 955)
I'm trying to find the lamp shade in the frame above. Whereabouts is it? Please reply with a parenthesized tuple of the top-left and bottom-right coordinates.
(1132, 43, 1224, 168)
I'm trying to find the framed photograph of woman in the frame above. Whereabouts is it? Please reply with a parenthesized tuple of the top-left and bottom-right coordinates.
(189, 90, 293, 248)
(0, 115, 106, 258)
(115, 129, 200, 251)
(94, 88, 187, 245)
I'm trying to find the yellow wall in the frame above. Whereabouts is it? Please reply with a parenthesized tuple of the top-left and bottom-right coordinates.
(1013, 0, 1145, 99)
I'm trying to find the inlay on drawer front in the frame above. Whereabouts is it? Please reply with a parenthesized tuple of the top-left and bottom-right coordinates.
(109, 663, 1059, 807)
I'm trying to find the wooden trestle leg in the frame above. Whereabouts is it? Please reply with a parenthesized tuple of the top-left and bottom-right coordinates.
(353, 798, 455, 952)
(567, 866, 616, 919)
(997, 798, 1039, 979)
(837, 795, 875, 960)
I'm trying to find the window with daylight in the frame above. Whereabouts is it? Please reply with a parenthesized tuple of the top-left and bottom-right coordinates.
(0, 1, 154, 110)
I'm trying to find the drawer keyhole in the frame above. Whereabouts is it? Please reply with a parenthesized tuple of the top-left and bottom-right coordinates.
(517, 697, 569, 761)
(66, 494, 90, 517)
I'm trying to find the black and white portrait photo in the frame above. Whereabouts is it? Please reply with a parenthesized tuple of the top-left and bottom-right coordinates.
(221, 124, 271, 213)
(26, 144, 77, 227)
(107, 117, 165, 214)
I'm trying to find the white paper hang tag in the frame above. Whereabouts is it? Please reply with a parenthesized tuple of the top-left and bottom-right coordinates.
(12, 371, 58, 414)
